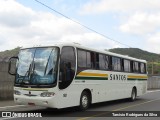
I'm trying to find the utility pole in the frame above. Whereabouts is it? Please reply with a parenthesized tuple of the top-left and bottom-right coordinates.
(152, 59, 154, 75)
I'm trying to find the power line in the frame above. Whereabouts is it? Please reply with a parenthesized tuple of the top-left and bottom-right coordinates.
(34, 0, 132, 48)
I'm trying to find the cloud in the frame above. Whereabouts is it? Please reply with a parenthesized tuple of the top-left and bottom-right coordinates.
(0, 0, 118, 51)
(79, 0, 160, 53)
(119, 12, 160, 35)
(119, 12, 160, 53)
(146, 32, 160, 53)
(80, 0, 160, 15)
(60, 33, 120, 50)
(80, 0, 160, 36)
(0, 0, 35, 27)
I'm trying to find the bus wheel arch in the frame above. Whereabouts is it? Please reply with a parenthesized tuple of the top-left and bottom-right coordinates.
(130, 86, 137, 102)
(79, 89, 92, 111)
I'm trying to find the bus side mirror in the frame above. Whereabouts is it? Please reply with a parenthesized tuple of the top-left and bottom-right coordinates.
(8, 56, 18, 75)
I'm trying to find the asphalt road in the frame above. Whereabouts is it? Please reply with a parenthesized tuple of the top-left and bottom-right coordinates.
(0, 90, 160, 120)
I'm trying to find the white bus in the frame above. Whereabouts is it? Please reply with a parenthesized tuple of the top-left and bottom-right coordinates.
(8, 43, 147, 110)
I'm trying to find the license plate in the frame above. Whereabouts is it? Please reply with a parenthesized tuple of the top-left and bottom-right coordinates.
(28, 102, 35, 106)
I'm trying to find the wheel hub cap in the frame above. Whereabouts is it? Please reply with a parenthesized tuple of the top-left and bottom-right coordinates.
(82, 95, 88, 107)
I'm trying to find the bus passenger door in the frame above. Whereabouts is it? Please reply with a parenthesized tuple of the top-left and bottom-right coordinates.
(58, 46, 78, 108)
(59, 46, 76, 89)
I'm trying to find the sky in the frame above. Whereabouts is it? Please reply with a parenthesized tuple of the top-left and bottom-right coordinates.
(0, 0, 160, 53)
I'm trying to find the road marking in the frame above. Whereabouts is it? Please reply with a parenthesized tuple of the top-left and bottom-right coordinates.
(0, 105, 26, 109)
(1, 117, 18, 120)
(147, 89, 160, 93)
(77, 97, 160, 120)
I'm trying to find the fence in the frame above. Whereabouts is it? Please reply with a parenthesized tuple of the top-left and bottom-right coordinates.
(0, 62, 160, 100)
(0, 62, 14, 100)
(147, 76, 160, 89)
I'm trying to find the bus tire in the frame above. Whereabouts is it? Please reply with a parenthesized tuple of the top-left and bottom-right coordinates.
(79, 91, 90, 111)
(130, 88, 137, 102)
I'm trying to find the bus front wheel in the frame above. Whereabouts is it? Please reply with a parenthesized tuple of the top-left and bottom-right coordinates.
(79, 91, 90, 111)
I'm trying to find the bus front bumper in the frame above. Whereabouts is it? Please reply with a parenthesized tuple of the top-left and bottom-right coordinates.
(14, 95, 58, 108)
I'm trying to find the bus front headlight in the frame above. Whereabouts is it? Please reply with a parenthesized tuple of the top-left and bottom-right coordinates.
(14, 90, 21, 95)
(40, 92, 55, 97)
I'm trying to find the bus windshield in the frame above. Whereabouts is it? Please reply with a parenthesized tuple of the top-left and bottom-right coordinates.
(16, 47, 59, 86)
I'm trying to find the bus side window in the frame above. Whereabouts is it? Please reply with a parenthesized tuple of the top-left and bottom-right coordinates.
(78, 50, 87, 68)
(108, 56, 112, 70)
(59, 46, 76, 90)
(90, 52, 95, 68)
(95, 53, 99, 69)
(77, 50, 92, 70)
(98, 54, 109, 70)
(121, 59, 124, 72)
(138, 62, 141, 73)
(87, 52, 91, 68)
(133, 61, 139, 73)
(140, 63, 146, 74)
(130, 61, 133, 73)
(112, 57, 121, 71)
(124, 59, 131, 72)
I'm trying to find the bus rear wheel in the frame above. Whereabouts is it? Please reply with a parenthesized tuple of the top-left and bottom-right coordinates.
(79, 91, 90, 111)
(130, 88, 137, 101)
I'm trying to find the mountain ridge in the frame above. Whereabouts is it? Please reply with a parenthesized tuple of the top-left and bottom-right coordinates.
(109, 48, 160, 62)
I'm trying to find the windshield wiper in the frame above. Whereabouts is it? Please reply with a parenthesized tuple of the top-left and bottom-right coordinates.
(44, 49, 53, 75)
(20, 64, 32, 86)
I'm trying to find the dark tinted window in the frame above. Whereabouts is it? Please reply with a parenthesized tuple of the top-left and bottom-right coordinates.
(133, 61, 139, 73)
(112, 57, 121, 71)
(59, 47, 76, 89)
(78, 49, 93, 68)
(87, 52, 91, 68)
(99, 54, 109, 70)
(61, 47, 75, 70)
(124, 59, 131, 72)
(78, 50, 86, 68)
(140, 63, 146, 73)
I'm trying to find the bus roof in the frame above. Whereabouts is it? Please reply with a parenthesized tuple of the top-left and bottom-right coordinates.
(21, 43, 147, 63)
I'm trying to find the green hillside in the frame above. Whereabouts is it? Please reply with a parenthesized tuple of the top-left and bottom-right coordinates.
(109, 48, 160, 62)
(0, 47, 20, 61)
